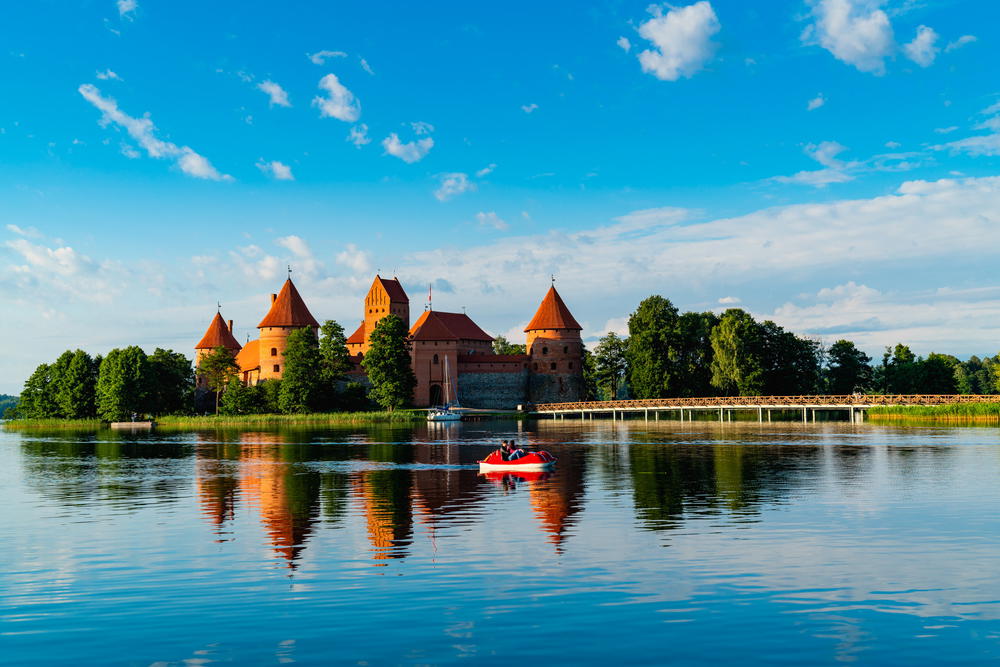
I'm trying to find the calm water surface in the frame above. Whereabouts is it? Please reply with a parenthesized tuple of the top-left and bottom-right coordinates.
(3, 420, 1000, 665)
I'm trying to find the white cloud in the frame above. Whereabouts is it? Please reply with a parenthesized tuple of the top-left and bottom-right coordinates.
(934, 126, 958, 135)
(78, 84, 231, 181)
(411, 121, 434, 136)
(434, 173, 475, 201)
(807, 94, 826, 111)
(617, 36, 632, 52)
(360, 58, 375, 75)
(117, 0, 137, 19)
(335, 243, 371, 275)
(936, 102, 1000, 157)
(774, 141, 856, 187)
(96, 69, 121, 81)
(803, 0, 894, 75)
(312, 74, 361, 122)
(256, 159, 294, 181)
(476, 211, 509, 231)
(945, 35, 976, 53)
(347, 124, 370, 147)
(257, 80, 291, 107)
(5, 224, 42, 238)
(230, 245, 280, 281)
(903, 25, 939, 67)
(307, 50, 347, 65)
(382, 132, 434, 163)
(4, 238, 120, 302)
(636, 1, 721, 81)
(476, 163, 497, 178)
(276, 235, 322, 279)
(521, 103, 539, 114)
(885, 141, 901, 149)
(718, 296, 741, 304)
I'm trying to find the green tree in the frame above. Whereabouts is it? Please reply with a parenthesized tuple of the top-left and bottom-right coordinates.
(259, 379, 283, 413)
(710, 309, 765, 395)
(626, 296, 680, 398)
(675, 311, 719, 397)
(879, 344, 919, 393)
(197, 346, 239, 414)
(19, 363, 59, 418)
(921, 353, 958, 394)
(492, 335, 526, 355)
(760, 322, 821, 395)
(279, 327, 324, 414)
(580, 345, 598, 401)
(148, 348, 193, 416)
(96, 346, 151, 421)
(220, 378, 265, 415)
(594, 332, 628, 400)
(55, 350, 98, 418)
(362, 314, 416, 411)
(825, 339, 873, 394)
(319, 320, 353, 410)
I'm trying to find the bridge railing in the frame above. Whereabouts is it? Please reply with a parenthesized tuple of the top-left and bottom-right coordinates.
(533, 395, 1000, 412)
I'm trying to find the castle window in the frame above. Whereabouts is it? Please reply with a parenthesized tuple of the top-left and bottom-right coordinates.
(542, 346, 548, 355)
(273, 364, 280, 373)
(568, 362, 574, 369)
(271, 347, 277, 357)
(563, 345, 569, 354)
(433, 354, 439, 365)
(550, 362, 557, 370)
(533, 363, 538, 370)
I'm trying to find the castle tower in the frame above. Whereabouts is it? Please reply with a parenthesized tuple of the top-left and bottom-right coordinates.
(194, 312, 242, 387)
(346, 275, 410, 355)
(256, 278, 320, 381)
(524, 285, 584, 403)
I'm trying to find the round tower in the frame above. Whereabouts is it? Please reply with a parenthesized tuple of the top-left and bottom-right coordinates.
(257, 278, 320, 381)
(524, 285, 584, 403)
(194, 311, 242, 388)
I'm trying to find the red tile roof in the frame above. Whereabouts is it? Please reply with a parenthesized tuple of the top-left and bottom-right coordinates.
(524, 286, 582, 332)
(375, 275, 409, 302)
(409, 310, 493, 342)
(236, 339, 260, 372)
(257, 279, 320, 329)
(195, 312, 243, 351)
(346, 322, 365, 345)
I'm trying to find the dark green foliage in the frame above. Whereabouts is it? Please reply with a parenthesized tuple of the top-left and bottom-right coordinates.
(0, 394, 19, 418)
(760, 321, 821, 395)
(279, 327, 323, 413)
(674, 312, 718, 397)
(626, 296, 680, 398)
(580, 346, 598, 401)
(710, 309, 766, 395)
(96, 346, 151, 421)
(492, 335, 526, 355)
(197, 346, 239, 414)
(594, 332, 628, 400)
(220, 378, 266, 415)
(339, 381, 374, 412)
(260, 379, 283, 413)
(825, 340, 873, 394)
(319, 320, 354, 410)
(148, 348, 193, 416)
(19, 363, 58, 418)
(953, 355, 999, 394)
(922, 353, 959, 394)
(362, 315, 416, 411)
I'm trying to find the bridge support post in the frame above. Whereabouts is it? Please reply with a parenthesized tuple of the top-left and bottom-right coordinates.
(802, 407, 807, 423)
(644, 409, 648, 422)
(767, 409, 771, 422)
(812, 409, 816, 423)
(719, 408, 723, 423)
(655, 410, 659, 421)
(758, 407, 762, 423)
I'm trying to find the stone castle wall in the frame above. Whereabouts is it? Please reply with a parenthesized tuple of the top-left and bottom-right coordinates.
(457, 370, 529, 409)
(528, 372, 586, 405)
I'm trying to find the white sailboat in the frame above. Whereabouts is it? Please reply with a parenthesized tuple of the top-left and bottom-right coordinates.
(427, 355, 463, 422)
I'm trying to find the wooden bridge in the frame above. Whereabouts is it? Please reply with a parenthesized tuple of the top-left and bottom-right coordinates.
(531, 395, 999, 424)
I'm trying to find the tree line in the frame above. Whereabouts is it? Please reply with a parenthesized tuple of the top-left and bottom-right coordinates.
(585, 296, 1000, 400)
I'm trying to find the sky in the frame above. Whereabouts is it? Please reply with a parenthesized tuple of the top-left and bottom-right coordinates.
(2, 0, 1000, 394)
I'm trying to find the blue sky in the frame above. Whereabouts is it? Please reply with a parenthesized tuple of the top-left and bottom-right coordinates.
(2, 0, 1000, 393)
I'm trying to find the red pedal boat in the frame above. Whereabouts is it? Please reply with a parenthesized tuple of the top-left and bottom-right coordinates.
(478, 450, 557, 472)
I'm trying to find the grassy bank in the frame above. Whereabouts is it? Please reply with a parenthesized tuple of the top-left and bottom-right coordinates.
(1, 418, 105, 430)
(868, 403, 1000, 422)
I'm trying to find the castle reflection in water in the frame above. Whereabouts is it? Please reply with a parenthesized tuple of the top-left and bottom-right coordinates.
(192, 428, 588, 567)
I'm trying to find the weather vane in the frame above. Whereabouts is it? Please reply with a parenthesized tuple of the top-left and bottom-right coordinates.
(217, 300, 221, 312)
(551, 274, 556, 286)
(287, 264, 292, 278)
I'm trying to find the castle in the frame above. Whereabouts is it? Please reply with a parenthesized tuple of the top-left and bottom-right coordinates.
(195, 275, 586, 408)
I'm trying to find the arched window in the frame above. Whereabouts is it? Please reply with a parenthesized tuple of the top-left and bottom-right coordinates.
(550, 362, 557, 370)
(433, 354, 439, 365)
(563, 345, 569, 354)
(542, 346, 548, 355)
(273, 364, 280, 373)
(271, 347, 277, 357)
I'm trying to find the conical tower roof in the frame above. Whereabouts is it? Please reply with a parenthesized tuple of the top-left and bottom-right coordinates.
(195, 312, 242, 351)
(524, 286, 582, 332)
(257, 279, 320, 328)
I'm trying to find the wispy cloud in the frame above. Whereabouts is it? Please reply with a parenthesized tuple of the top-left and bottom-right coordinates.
(807, 94, 825, 111)
(903, 25, 939, 67)
(307, 50, 347, 65)
(78, 84, 231, 181)
(359, 58, 375, 75)
(617, 36, 632, 52)
(96, 69, 121, 81)
(434, 173, 475, 201)
(382, 131, 433, 163)
(312, 74, 361, 122)
(475, 211, 508, 231)
(256, 159, 294, 181)
(257, 80, 291, 107)
(945, 35, 976, 53)
(117, 0, 137, 20)
(521, 103, 539, 114)
(347, 124, 370, 147)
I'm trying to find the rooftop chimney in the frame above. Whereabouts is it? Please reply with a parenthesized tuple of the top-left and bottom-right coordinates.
(270, 293, 277, 304)
(227, 319, 233, 333)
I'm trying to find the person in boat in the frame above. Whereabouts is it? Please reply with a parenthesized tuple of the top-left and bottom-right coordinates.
(496, 440, 512, 461)
(507, 441, 526, 460)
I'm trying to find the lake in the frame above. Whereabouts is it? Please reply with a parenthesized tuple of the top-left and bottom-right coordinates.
(3, 420, 1000, 665)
